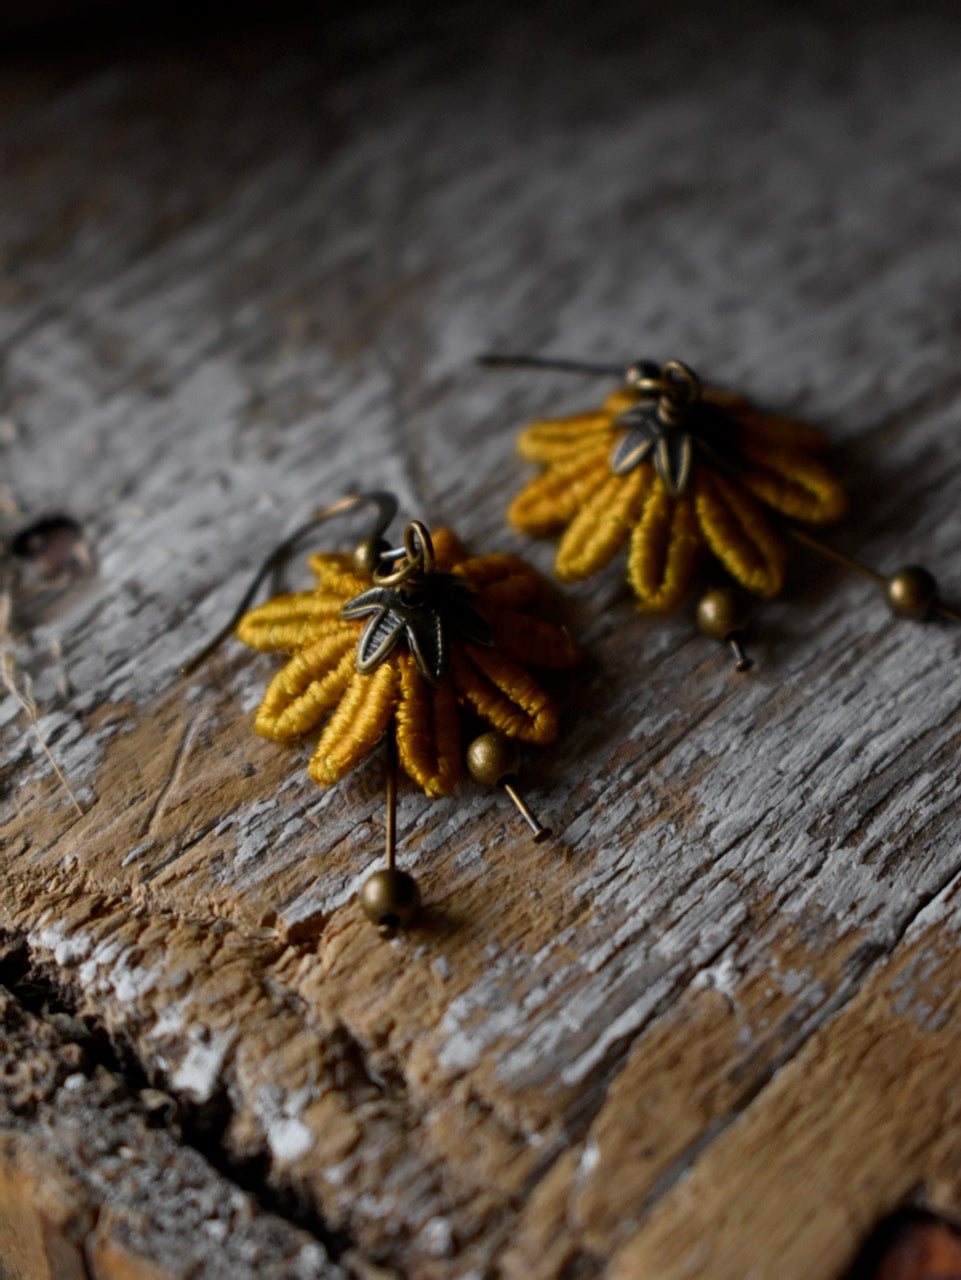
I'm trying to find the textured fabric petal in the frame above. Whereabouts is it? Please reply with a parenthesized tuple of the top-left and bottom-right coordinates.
(737, 440, 847, 524)
(454, 552, 545, 610)
(309, 661, 399, 785)
(486, 607, 580, 668)
(508, 453, 611, 536)
(704, 389, 753, 414)
(394, 654, 463, 797)
(626, 482, 700, 613)
(307, 552, 369, 597)
(237, 596, 351, 653)
(555, 466, 650, 582)
(695, 471, 787, 598)
(429, 528, 466, 573)
(452, 645, 558, 746)
(735, 406, 828, 453)
(517, 411, 617, 463)
(255, 632, 357, 740)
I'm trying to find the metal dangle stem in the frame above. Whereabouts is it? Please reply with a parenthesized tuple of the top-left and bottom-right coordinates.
(787, 526, 961, 624)
(385, 733, 398, 872)
(785, 526, 886, 584)
(502, 781, 551, 844)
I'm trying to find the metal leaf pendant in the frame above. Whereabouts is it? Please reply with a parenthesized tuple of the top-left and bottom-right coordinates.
(341, 574, 492, 687)
(609, 400, 742, 496)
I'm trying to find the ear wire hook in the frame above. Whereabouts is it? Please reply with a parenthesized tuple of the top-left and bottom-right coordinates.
(478, 352, 627, 377)
(180, 491, 399, 676)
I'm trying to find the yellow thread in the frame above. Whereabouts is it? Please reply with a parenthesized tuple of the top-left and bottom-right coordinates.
(237, 598, 348, 652)
(737, 441, 847, 524)
(307, 553, 369, 595)
(452, 645, 558, 746)
(454, 552, 544, 609)
(255, 631, 357, 740)
(555, 466, 649, 582)
(509, 452, 611, 536)
(309, 662, 399, 786)
(517, 410, 617, 464)
(485, 605, 581, 668)
(428, 528, 467, 572)
(703, 389, 752, 414)
(508, 375, 846, 612)
(695, 470, 786, 597)
(235, 536, 578, 795)
(734, 405, 828, 453)
(395, 653, 463, 797)
(626, 484, 701, 614)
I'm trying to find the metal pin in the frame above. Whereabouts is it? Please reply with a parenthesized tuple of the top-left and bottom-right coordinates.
(478, 353, 626, 377)
(385, 732, 398, 871)
(728, 635, 753, 673)
(785, 526, 885, 584)
(501, 781, 552, 844)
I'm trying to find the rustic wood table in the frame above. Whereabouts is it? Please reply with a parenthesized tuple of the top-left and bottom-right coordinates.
(2, 4, 961, 1277)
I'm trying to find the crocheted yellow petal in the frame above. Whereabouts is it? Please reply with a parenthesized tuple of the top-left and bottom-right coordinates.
(309, 661, 399, 786)
(737, 441, 847, 524)
(307, 552, 369, 598)
(626, 482, 700, 614)
(485, 606, 581, 669)
(555, 465, 649, 582)
(237, 596, 351, 653)
(454, 552, 545, 610)
(395, 653, 463, 797)
(429, 528, 467, 573)
(452, 645, 558, 746)
(517, 410, 616, 464)
(255, 630, 357, 740)
(735, 406, 829, 453)
(509, 453, 612, 537)
(704, 389, 753, 414)
(695, 470, 787, 598)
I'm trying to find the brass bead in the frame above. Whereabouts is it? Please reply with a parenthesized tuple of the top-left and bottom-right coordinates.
(360, 869, 420, 931)
(696, 587, 744, 641)
(886, 565, 938, 620)
(466, 731, 520, 787)
(353, 537, 389, 577)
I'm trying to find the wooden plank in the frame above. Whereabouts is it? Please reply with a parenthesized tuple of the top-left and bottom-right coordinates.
(0, 979, 345, 1278)
(3, 5, 961, 1276)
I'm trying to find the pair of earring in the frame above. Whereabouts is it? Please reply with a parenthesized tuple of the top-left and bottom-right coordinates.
(185, 349, 957, 933)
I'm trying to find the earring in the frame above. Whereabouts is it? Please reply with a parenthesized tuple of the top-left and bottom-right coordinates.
(183, 493, 579, 933)
(481, 351, 959, 669)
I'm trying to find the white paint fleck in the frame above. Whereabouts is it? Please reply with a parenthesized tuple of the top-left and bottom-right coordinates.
(692, 955, 741, 1010)
(420, 1216, 454, 1257)
(170, 1034, 230, 1104)
(267, 1116, 314, 1163)
(292, 1243, 328, 1278)
(33, 922, 92, 967)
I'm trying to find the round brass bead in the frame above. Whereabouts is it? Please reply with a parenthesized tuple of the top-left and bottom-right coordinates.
(466, 731, 520, 787)
(353, 537, 389, 577)
(696, 587, 744, 641)
(886, 565, 938, 620)
(360, 869, 420, 931)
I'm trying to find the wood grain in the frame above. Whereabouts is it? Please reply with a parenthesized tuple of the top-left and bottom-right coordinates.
(2, 4, 961, 1277)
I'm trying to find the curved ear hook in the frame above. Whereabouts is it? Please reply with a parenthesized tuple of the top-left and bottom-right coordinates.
(180, 491, 398, 676)
(478, 352, 626, 377)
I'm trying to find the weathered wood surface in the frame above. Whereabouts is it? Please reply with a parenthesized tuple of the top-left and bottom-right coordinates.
(3, 5, 961, 1277)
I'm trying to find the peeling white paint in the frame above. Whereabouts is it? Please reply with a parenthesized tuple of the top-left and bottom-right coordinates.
(170, 1034, 231, 1104)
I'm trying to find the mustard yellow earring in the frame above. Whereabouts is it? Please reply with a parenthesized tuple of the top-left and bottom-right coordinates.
(482, 352, 960, 669)
(184, 493, 579, 932)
